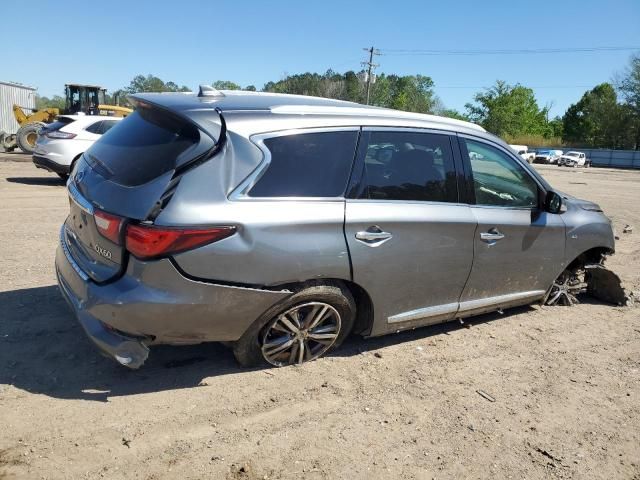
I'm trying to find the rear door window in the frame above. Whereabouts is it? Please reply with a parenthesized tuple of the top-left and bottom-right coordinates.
(100, 120, 119, 134)
(84, 109, 200, 186)
(85, 121, 103, 134)
(354, 130, 458, 203)
(249, 130, 359, 197)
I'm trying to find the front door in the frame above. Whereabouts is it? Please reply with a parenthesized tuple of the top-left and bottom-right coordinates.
(345, 128, 476, 336)
(457, 137, 566, 316)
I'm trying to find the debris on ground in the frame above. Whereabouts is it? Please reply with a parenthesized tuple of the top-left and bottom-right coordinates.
(623, 224, 633, 234)
(586, 266, 633, 306)
(122, 438, 131, 448)
(476, 390, 496, 402)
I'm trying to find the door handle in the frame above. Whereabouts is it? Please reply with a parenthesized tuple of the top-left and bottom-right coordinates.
(355, 226, 392, 246)
(480, 229, 505, 243)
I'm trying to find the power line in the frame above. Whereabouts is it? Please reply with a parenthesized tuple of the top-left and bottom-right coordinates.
(381, 46, 640, 56)
(361, 46, 381, 105)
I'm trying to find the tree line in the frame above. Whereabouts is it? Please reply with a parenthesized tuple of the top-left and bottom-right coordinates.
(35, 54, 640, 150)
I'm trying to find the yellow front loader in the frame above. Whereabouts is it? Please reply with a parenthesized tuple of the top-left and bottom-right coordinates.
(1, 84, 132, 154)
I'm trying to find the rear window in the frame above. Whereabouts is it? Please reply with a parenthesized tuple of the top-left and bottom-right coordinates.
(41, 117, 75, 133)
(249, 131, 359, 197)
(84, 108, 199, 186)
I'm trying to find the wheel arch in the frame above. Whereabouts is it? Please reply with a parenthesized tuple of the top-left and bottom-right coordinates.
(567, 246, 614, 270)
(270, 278, 374, 337)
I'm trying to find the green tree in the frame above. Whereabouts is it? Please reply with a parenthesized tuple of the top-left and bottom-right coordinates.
(548, 116, 564, 138)
(124, 74, 190, 93)
(262, 70, 436, 113)
(212, 80, 242, 90)
(465, 81, 550, 137)
(615, 54, 640, 149)
(562, 83, 628, 148)
(35, 95, 65, 111)
(435, 108, 470, 121)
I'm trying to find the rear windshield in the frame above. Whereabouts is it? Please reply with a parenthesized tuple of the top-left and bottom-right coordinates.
(84, 108, 199, 186)
(41, 117, 75, 133)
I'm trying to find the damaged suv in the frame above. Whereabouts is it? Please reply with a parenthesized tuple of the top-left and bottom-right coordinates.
(55, 87, 615, 369)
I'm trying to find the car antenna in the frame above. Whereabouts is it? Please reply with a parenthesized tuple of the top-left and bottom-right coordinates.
(198, 84, 225, 97)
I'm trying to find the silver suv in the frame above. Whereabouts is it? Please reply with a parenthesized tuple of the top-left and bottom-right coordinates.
(55, 87, 615, 369)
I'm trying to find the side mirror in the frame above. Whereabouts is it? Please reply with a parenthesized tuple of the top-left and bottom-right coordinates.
(545, 190, 564, 214)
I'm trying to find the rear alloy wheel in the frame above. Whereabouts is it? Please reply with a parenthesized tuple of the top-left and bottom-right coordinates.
(544, 268, 587, 306)
(261, 302, 341, 366)
(233, 283, 355, 367)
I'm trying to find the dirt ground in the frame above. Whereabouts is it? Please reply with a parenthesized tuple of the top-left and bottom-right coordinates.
(0, 154, 639, 480)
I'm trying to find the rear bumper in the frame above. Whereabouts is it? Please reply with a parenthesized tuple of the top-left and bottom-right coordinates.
(55, 226, 290, 367)
(33, 154, 70, 175)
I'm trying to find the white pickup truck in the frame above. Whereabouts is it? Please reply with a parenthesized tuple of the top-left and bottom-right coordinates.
(534, 149, 564, 164)
(509, 145, 536, 163)
(558, 151, 591, 167)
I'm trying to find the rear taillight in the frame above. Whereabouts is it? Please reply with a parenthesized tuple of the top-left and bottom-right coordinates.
(125, 224, 236, 260)
(46, 131, 77, 139)
(94, 209, 125, 244)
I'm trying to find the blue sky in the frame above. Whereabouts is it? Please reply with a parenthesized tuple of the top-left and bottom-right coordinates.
(2, 0, 639, 117)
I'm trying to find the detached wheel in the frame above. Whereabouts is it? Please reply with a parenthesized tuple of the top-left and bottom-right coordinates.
(16, 122, 45, 154)
(544, 267, 587, 306)
(233, 283, 355, 367)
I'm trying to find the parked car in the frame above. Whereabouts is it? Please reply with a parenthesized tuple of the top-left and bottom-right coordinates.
(55, 88, 615, 369)
(558, 151, 590, 167)
(534, 149, 564, 164)
(32, 115, 122, 179)
(509, 144, 535, 163)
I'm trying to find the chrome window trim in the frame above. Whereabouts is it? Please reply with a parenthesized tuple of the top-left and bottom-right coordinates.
(59, 225, 90, 281)
(346, 198, 469, 208)
(361, 125, 457, 135)
(68, 181, 94, 215)
(229, 126, 361, 201)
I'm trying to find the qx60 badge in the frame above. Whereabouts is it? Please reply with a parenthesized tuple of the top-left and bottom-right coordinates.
(94, 244, 113, 260)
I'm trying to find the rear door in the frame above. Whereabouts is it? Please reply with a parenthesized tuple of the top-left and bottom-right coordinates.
(345, 128, 476, 336)
(63, 107, 209, 283)
(457, 136, 566, 315)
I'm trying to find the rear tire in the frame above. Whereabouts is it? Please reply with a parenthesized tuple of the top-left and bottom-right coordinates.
(233, 282, 356, 367)
(16, 122, 45, 154)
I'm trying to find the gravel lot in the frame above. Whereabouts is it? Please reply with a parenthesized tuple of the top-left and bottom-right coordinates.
(1, 154, 639, 480)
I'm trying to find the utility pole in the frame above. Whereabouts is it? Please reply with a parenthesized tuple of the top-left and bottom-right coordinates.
(361, 46, 380, 105)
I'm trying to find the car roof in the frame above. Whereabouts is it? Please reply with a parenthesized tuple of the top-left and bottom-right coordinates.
(129, 90, 486, 134)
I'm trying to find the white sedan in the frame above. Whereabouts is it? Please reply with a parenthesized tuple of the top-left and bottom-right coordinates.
(32, 115, 122, 179)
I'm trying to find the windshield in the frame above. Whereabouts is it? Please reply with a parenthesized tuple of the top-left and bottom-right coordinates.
(566, 152, 579, 157)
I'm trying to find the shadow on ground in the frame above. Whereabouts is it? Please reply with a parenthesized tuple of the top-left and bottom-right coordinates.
(6, 177, 66, 186)
(0, 284, 537, 402)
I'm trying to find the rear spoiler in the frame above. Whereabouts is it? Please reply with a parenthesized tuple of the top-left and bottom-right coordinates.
(127, 95, 228, 220)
